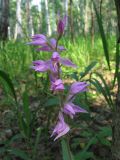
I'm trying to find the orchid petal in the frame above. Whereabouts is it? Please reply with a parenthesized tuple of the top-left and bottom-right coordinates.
(32, 60, 48, 72)
(70, 103, 88, 113)
(58, 46, 66, 51)
(54, 125, 70, 141)
(51, 52, 60, 62)
(50, 38, 56, 48)
(27, 34, 47, 46)
(37, 46, 52, 52)
(70, 82, 89, 95)
(32, 34, 47, 41)
(63, 102, 87, 118)
(51, 112, 70, 141)
(60, 58, 77, 68)
(64, 103, 75, 115)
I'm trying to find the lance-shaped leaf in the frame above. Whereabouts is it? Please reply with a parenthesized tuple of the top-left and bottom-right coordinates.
(92, 0, 110, 70)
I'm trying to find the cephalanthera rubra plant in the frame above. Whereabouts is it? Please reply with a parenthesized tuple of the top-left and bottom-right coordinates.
(28, 15, 88, 144)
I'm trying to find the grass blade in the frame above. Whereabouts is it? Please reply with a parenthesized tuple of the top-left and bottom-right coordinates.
(32, 127, 41, 160)
(9, 148, 30, 160)
(0, 69, 17, 103)
(92, 0, 110, 70)
(94, 72, 114, 107)
(90, 79, 113, 109)
(113, 43, 120, 87)
(80, 61, 97, 79)
(23, 91, 31, 126)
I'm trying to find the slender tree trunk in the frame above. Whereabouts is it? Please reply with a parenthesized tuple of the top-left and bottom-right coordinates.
(26, 0, 30, 35)
(38, 0, 42, 33)
(114, 0, 120, 43)
(78, 0, 84, 34)
(64, 0, 68, 29)
(45, 0, 51, 36)
(111, 1, 120, 160)
(91, 3, 94, 47)
(8, 26, 11, 40)
(0, 0, 9, 40)
(14, 0, 22, 39)
(84, 0, 89, 37)
(26, 0, 34, 36)
(112, 99, 120, 160)
(99, 0, 102, 18)
(69, 0, 74, 42)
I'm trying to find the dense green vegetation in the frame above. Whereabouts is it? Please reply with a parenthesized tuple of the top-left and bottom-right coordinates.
(0, 36, 116, 78)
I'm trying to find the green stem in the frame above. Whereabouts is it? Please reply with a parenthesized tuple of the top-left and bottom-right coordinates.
(55, 35, 73, 160)
(61, 137, 74, 160)
(32, 128, 41, 160)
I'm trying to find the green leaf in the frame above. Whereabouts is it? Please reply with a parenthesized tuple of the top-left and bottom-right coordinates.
(113, 43, 120, 86)
(44, 97, 60, 107)
(0, 147, 6, 154)
(0, 69, 17, 103)
(18, 112, 28, 138)
(22, 91, 31, 127)
(5, 134, 22, 146)
(98, 137, 111, 147)
(32, 127, 41, 160)
(80, 61, 97, 79)
(83, 137, 98, 151)
(98, 126, 112, 137)
(75, 151, 94, 160)
(94, 72, 114, 107)
(75, 137, 97, 160)
(90, 79, 113, 109)
(70, 72, 78, 81)
(9, 148, 30, 160)
(92, 0, 110, 70)
(4, 156, 12, 160)
(96, 127, 112, 146)
(61, 138, 74, 160)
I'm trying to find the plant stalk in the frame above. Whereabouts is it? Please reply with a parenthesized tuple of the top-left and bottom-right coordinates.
(61, 137, 74, 160)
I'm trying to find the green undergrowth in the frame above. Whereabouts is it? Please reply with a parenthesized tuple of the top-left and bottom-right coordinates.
(0, 35, 116, 79)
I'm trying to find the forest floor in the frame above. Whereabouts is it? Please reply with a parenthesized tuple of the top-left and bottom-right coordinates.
(0, 70, 115, 160)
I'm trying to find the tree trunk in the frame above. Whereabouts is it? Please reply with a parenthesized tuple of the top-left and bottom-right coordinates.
(26, 0, 34, 36)
(38, 0, 42, 33)
(26, 0, 30, 35)
(45, 0, 51, 36)
(14, 0, 22, 39)
(112, 74, 120, 160)
(84, 0, 89, 37)
(64, 0, 68, 29)
(91, 3, 94, 48)
(114, 0, 120, 43)
(111, 1, 120, 159)
(99, 0, 102, 18)
(0, 0, 9, 40)
(69, 0, 74, 42)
